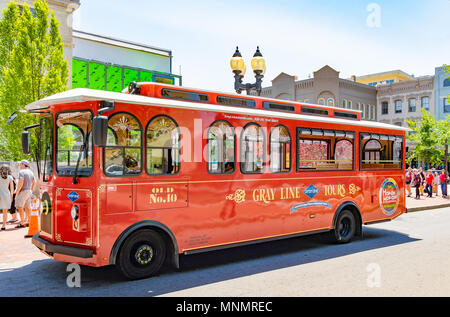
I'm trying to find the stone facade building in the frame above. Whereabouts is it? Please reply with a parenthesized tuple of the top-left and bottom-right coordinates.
(376, 75, 435, 127)
(256, 65, 378, 121)
(434, 66, 450, 121)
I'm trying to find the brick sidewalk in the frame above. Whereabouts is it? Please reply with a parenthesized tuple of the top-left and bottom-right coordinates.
(0, 221, 46, 265)
(405, 193, 450, 212)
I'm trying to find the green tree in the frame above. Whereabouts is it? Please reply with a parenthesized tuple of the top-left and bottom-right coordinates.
(0, 0, 68, 161)
(407, 108, 450, 167)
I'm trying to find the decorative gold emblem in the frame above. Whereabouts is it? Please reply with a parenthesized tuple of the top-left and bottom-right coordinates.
(98, 185, 106, 193)
(226, 189, 246, 204)
(55, 234, 62, 242)
(349, 184, 361, 195)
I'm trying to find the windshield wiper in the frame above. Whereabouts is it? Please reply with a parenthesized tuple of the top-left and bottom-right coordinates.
(42, 144, 50, 181)
(72, 133, 88, 185)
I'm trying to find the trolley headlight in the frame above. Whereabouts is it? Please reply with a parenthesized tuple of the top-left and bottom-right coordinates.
(70, 205, 79, 220)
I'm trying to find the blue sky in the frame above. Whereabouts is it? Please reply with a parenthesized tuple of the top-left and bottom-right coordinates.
(73, 0, 450, 93)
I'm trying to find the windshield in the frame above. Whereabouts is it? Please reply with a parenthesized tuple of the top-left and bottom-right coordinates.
(56, 110, 93, 176)
(38, 114, 53, 181)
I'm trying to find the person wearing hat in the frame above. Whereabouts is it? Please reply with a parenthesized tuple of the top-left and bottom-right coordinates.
(14, 160, 36, 228)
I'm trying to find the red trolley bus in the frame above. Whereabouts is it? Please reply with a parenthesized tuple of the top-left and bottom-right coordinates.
(22, 82, 407, 279)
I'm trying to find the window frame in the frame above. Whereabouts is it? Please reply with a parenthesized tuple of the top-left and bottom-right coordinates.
(161, 88, 209, 103)
(263, 101, 296, 113)
(39, 113, 54, 182)
(444, 98, 450, 113)
(395, 100, 402, 113)
(421, 96, 429, 111)
(408, 98, 416, 112)
(216, 95, 256, 108)
(103, 111, 143, 178)
(359, 133, 404, 170)
(296, 127, 355, 172)
(145, 114, 181, 177)
(381, 101, 389, 115)
(206, 119, 236, 175)
(240, 122, 266, 175)
(269, 124, 292, 174)
(55, 109, 94, 178)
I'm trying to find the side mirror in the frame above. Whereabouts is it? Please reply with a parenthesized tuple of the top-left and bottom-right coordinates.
(22, 131, 30, 155)
(92, 116, 108, 147)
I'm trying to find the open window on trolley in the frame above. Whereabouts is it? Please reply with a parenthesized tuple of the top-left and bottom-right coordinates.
(296, 128, 354, 171)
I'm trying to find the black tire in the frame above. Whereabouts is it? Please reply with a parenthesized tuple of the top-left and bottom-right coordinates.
(116, 229, 166, 280)
(330, 210, 356, 244)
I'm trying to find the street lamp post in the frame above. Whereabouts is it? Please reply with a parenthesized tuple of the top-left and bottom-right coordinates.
(230, 46, 266, 96)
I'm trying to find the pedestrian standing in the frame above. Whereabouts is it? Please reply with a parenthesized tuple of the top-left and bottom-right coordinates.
(405, 167, 412, 197)
(419, 167, 426, 196)
(14, 160, 36, 228)
(413, 169, 421, 200)
(433, 171, 439, 196)
(425, 170, 434, 198)
(440, 169, 448, 198)
(0, 165, 14, 230)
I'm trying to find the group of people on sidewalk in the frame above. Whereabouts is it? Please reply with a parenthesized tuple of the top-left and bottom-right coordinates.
(0, 160, 36, 231)
(405, 167, 449, 200)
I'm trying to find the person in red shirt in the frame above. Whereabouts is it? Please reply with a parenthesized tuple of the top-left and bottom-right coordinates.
(440, 169, 448, 198)
(425, 170, 434, 197)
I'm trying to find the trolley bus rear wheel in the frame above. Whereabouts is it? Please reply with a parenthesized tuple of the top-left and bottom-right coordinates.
(116, 229, 166, 280)
(330, 209, 355, 244)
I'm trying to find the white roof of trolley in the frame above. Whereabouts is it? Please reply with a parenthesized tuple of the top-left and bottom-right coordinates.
(24, 88, 410, 132)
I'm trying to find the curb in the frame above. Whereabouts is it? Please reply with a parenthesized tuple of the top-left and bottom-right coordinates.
(406, 202, 450, 213)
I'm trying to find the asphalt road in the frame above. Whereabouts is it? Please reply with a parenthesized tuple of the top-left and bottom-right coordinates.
(1, 207, 450, 297)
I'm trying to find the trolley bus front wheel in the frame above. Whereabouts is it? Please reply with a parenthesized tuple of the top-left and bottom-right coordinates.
(330, 209, 356, 244)
(116, 229, 166, 280)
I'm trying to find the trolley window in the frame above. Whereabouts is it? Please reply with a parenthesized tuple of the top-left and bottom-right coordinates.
(146, 115, 180, 175)
(263, 102, 295, 113)
(297, 128, 354, 171)
(334, 110, 358, 120)
(104, 112, 142, 176)
(207, 120, 235, 174)
(217, 96, 256, 108)
(161, 88, 208, 103)
(56, 110, 93, 177)
(270, 125, 291, 173)
(360, 133, 403, 169)
(240, 123, 265, 174)
(301, 106, 328, 116)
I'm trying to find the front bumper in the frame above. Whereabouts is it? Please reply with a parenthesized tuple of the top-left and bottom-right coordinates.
(32, 232, 93, 258)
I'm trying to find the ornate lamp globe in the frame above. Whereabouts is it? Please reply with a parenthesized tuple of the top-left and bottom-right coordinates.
(230, 46, 245, 75)
(250, 46, 266, 75)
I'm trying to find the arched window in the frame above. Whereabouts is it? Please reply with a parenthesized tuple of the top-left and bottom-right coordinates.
(207, 120, 235, 174)
(444, 78, 450, 87)
(146, 115, 180, 175)
(241, 123, 265, 174)
(327, 98, 335, 106)
(270, 125, 291, 173)
(104, 112, 142, 176)
(363, 139, 382, 163)
(335, 139, 353, 169)
(318, 98, 325, 105)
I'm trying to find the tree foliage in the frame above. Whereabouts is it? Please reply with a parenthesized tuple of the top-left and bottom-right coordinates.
(406, 108, 450, 167)
(0, 0, 68, 161)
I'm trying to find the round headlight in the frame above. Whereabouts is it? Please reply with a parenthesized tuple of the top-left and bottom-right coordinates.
(71, 205, 79, 220)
